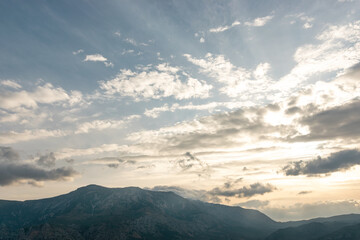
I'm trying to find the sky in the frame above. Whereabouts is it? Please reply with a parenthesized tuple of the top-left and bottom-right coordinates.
(0, 0, 360, 221)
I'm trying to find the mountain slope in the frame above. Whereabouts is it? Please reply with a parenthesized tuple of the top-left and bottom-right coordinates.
(0, 185, 279, 240)
(1, 185, 360, 240)
(265, 216, 360, 240)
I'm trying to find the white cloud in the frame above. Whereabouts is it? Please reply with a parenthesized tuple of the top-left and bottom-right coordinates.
(72, 49, 84, 55)
(144, 101, 255, 118)
(0, 83, 69, 110)
(244, 15, 273, 27)
(75, 115, 140, 134)
(84, 54, 107, 62)
(0, 129, 66, 144)
(276, 21, 360, 91)
(114, 31, 121, 37)
(99, 63, 213, 100)
(83, 54, 113, 67)
(303, 22, 313, 29)
(124, 38, 137, 46)
(287, 13, 314, 29)
(57, 144, 130, 159)
(1, 80, 21, 89)
(184, 53, 273, 99)
(199, 37, 205, 43)
(121, 49, 135, 55)
(104, 61, 114, 68)
(209, 21, 241, 33)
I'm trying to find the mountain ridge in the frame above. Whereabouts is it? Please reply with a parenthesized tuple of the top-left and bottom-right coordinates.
(0, 185, 359, 240)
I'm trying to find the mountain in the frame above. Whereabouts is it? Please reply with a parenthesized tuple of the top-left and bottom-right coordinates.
(266, 215, 360, 240)
(317, 223, 360, 240)
(0, 185, 279, 240)
(0, 185, 359, 240)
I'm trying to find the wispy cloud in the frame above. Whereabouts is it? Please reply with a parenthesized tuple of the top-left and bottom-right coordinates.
(72, 49, 84, 55)
(209, 20, 241, 33)
(184, 53, 273, 99)
(1, 80, 21, 89)
(244, 15, 273, 27)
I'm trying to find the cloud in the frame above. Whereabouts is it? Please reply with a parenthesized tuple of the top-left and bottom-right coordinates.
(83, 54, 113, 67)
(0, 83, 70, 110)
(129, 104, 282, 155)
(124, 38, 137, 46)
(184, 53, 273, 99)
(199, 37, 205, 43)
(173, 152, 210, 176)
(287, 13, 314, 29)
(208, 182, 276, 198)
(237, 199, 270, 209)
(151, 181, 275, 203)
(0, 129, 66, 144)
(298, 191, 312, 195)
(0, 163, 78, 186)
(209, 20, 241, 33)
(57, 144, 129, 159)
(276, 21, 360, 91)
(244, 16, 273, 27)
(0, 146, 20, 162)
(107, 163, 119, 168)
(1, 80, 21, 89)
(75, 116, 140, 134)
(104, 61, 114, 68)
(0, 147, 78, 186)
(144, 101, 255, 118)
(87, 156, 136, 168)
(282, 149, 360, 176)
(72, 49, 84, 55)
(303, 22, 313, 29)
(36, 152, 56, 168)
(99, 63, 212, 100)
(293, 99, 360, 141)
(84, 54, 108, 62)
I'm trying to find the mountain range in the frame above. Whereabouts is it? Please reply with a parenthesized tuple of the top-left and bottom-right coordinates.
(0, 185, 359, 240)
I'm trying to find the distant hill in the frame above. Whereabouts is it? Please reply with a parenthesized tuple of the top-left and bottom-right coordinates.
(0, 185, 359, 240)
(265, 214, 360, 240)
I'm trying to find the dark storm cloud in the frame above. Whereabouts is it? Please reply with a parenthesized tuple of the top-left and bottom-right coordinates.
(91, 157, 136, 168)
(208, 182, 276, 198)
(65, 158, 75, 164)
(36, 152, 56, 168)
(282, 149, 360, 176)
(285, 106, 301, 115)
(0, 163, 78, 186)
(295, 99, 360, 141)
(298, 191, 312, 195)
(150, 181, 276, 203)
(0, 146, 20, 162)
(341, 62, 360, 80)
(174, 152, 210, 176)
(0, 146, 78, 186)
(107, 163, 119, 168)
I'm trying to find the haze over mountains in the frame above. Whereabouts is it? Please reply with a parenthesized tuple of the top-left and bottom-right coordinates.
(0, 185, 359, 240)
